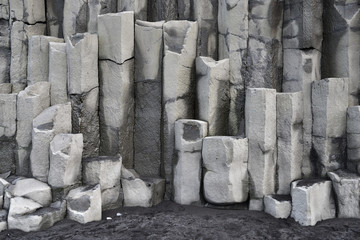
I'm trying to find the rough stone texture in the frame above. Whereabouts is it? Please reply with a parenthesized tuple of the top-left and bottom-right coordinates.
(0, 93, 16, 138)
(312, 78, 348, 176)
(118, 0, 147, 20)
(246, 88, 277, 199)
(99, 0, 117, 14)
(134, 20, 164, 177)
(202, 136, 249, 205)
(282, 48, 321, 177)
(328, 170, 360, 218)
(46, 0, 64, 38)
(218, 0, 248, 136)
(322, 0, 360, 106)
(162, 20, 198, 198)
(173, 119, 207, 205)
(0, 178, 10, 207)
(0, 83, 11, 94)
(10, 21, 46, 93)
(0, 19, 10, 84)
(16, 82, 50, 176)
(66, 184, 102, 224)
(264, 195, 292, 219)
(7, 197, 42, 230)
(283, 0, 323, 50)
(48, 134, 83, 188)
(0, 210, 7, 232)
(347, 106, 360, 173)
(0, 0, 9, 20)
(249, 198, 264, 211)
(9, 0, 46, 24)
(276, 92, 303, 194)
(247, 0, 284, 91)
(30, 103, 72, 182)
(148, 0, 177, 21)
(49, 42, 68, 106)
(196, 57, 229, 136)
(101, 185, 123, 210)
(27, 36, 64, 85)
(291, 179, 336, 226)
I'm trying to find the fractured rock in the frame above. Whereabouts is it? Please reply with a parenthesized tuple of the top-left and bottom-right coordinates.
(118, 0, 147, 20)
(9, 0, 46, 24)
(0, 19, 10, 84)
(46, 0, 64, 38)
(8, 197, 42, 229)
(0, 210, 6, 232)
(264, 195, 292, 219)
(10, 178, 52, 206)
(347, 106, 360, 173)
(147, 0, 177, 21)
(101, 185, 123, 210)
(0, 93, 16, 138)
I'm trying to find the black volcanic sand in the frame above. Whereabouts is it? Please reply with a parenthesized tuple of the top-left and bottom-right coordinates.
(1, 201, 360, 240)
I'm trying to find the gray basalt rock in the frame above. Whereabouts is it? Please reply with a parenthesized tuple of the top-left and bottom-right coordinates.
(46, 0, 64, 38)
(0, 19, 10, 84)
(148, 0, 177, 21)
(9, 0, 46, 24)
(264, 195, 292, 219)
(312, 78, 348, 176)
(134, 20, 164, 177)
(0, 83, 11, 94)
(347, 106, 360, 173)
(118, 0, 147, 20)
(202, 136, 249, 205)
(0, 93, 16, 138)
(7, 197, 42, 230)
(0, 210, 7, 232)
(174, 119, 208, 205)
(0, 0, 9, 20)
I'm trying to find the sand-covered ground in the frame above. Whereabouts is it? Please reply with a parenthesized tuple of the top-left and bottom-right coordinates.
(1, 201, 360, 240)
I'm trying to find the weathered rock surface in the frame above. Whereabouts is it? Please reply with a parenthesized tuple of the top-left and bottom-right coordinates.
(291, 179, 336, 226)
(264, 195, 292, 219)
(0, 83, 11, 94)
(203, 136, 249, 204)
(0, 93, 16, 138)
(0, 210, 6, 232)
(9, 0, 46, 24)
(0, 18, 10, 84)
(7, 197, 42, 230)
(347, 106, 360, 173)
(46, 0, 64, 38)
(148, 0, 177, 21)
(118, 0, 147, 20)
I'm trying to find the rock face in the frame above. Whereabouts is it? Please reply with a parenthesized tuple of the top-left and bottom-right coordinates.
(9, 0, 46, 24)
(98, 12, 134, 168)
(16, 82, 50, 176)
(174, 119, 208, 205)
(282, 49, 321, 177)
(118, 0, 147, 20)
(328, 170, 360, 218)
(162, 20, 198, 198)
(30, 103, 72, 182)
(66, 184, 102, 224)
(202, 136, 249, 204)
(46, 0, 64, 38)
(0, 210, 7, 232)
(276, 92, 303, 194)
(218, 0, 248, 136)
(48, 134, 83, 188)
(347, 106, 360, 173)
(0, 9, 10, 84)
(148, 0, 177, 21)
(7, 197, 42, 230)
(246, 88, 277, 201)
(264, 195, 292, 219)
(322, 0, 360, 106)
(291, 179, 336, 226)
(311, 78, 348, 176)
(196, 57, 230, 136)
(134, 20, 164, 178)
(67, 33, 99, 158)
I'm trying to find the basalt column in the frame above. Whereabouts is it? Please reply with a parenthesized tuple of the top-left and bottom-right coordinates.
(148, 0, 178, 21)
(118, 0, 147, 20)
(134, 20, 164, 177)
(162, 20, 198, 198)
(0, 0, 10, 84)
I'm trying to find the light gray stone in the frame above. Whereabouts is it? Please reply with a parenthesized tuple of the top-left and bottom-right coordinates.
(7, 197, 42, 230)
(0, 19, 10, 84)
(46, 0, 64, 38)
(49, 42, 68, 106)
(9, 0, 45, 24)
(134, 20, 164, 177)
(312, 78, 348, 176)
(347, 106, 360, 173)
(291, 179, 336, 226)
(48, 134, 83, 188)
(246, 88, 277, 199)
(196, 57, 229, 136)
(249, 198, 264, 211)
(0, 83, 11, 93)
(10, 178, 52, 206)
(99, 0, 117, 14)
(276, 92, 303, 194)
(66, 184, 102, 224)
(30, 103, 72, 182)
(282, 48, 321, 177)
(0, 93, 16, 138)
(0, 178, 10, 208)
(264, 195, 292, 219)
(0, 210, 7, 232)
(202, 136, 249, 204)
(118, 0, 147, 20)
(283, 0, 323, 50)
(101, 185, 123, 210)
(0, 0, 9, 20)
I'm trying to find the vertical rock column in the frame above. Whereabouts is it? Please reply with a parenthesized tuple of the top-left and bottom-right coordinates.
(312, 78, 348, 176)
(67, 33, 99, 158)
(347, 106, 360, 173)
(322, 0, 360, 105)
(0, 0, 10, 84)
(134, 20, 164, 177)
(9, 0, 46, 92)
(276, 92, 303, 194)
(148, 0, 177, 21)
(245, 88, 277, 210)
(162, 20, 198, 198)
(218, 0, 248, 136)
(118, 0, 147, 20)
(98, 12, 134, 167)
(46, 0, 64, 38)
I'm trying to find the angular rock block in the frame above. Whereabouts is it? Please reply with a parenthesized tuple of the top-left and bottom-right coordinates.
(0, 0, 9, 20)
(101, 185, 123, 210)
(16, 82, 50, 176)
(328, 170, 360, 218)
(48, 134, 83, 188)
(218, 0, 248, 135)
(202, 136, 249, 204)
(30, 103, 72, 182)
(117, 0, 147, 20)
(66, 184, 102, 224)
(99, 0, 117, 14)
(276, 92, 303, 194)
(122, 167, 165, 207)
(322, 0, 360, 105)
(49, 42, 68, 106)
(196, 57, 230, 136)
(0, 178, 10, 207)
(283, 0, 323, 50)
(7, 197, 42, 230)
(347, 106, 360, 173)
(0, 210, 6, 232)
(174, 119, 208, 205)
(27, 36, 64, 85)
(134, 20, 164, 177)
(312, 78, 348, 176)
(291, 179, 336, 226)
(0, 93, 16, 138)
(162, 20, 198, 197)
(246, 88, 277, 199)
(10, 21, 46, 93)
(9, 0, 46, 24)
(264, 195, 292, 219)
(46, 0, 64, 38)
(249, 198, 264, 211)
(283, 49, 321, 177)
